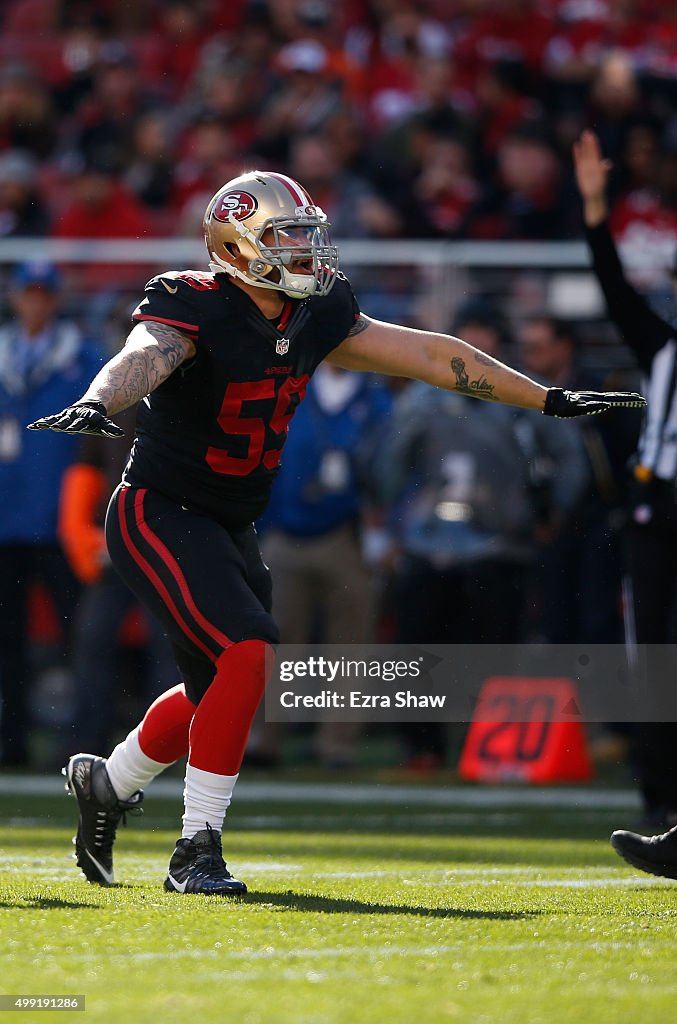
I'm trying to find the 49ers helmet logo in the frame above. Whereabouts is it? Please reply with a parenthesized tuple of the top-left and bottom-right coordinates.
(213, 191, 258, 223)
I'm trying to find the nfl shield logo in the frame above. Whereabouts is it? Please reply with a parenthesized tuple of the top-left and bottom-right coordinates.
(276, 338, 290, 355)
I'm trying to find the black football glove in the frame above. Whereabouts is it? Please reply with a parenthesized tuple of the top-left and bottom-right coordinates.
(27, 400, 125, 438)
(543, 387, 647, 418)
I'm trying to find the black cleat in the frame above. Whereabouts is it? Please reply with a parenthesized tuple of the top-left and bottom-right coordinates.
(164, 824, 247, 895)
(610, 824, 677, 880)
(63, 753, 143, 885)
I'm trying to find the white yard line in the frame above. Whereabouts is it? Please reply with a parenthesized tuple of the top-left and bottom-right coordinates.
(224, 812, 527, 828)
(288, 868, 672, 886)
(39, 938, 674, 966)
(2, 853, 670, 890)
(414, 876, 671, 888)
(0, 776, 640, 809)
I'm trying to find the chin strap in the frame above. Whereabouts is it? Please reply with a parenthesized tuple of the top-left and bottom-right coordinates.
(207, 257, 315, 299)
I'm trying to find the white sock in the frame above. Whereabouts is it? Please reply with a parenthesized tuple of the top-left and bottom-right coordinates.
(182, 763, 238, 838)
(106, 725, 171, 800)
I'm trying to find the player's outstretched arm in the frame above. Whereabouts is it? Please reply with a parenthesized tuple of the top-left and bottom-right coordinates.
(327, 315, 646, 417)
(28, 322, 196, 437)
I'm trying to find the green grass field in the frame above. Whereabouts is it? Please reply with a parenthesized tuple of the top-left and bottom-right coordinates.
(1, 782, 676, 1024)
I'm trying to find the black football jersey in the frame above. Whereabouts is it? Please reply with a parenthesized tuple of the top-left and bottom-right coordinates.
(123, 269, 360, 527)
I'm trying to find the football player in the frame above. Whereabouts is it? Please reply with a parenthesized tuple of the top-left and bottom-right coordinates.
(29, 170, 646, 895)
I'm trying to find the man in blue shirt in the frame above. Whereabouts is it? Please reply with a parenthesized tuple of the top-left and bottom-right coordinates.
(0, 261, 102, 765)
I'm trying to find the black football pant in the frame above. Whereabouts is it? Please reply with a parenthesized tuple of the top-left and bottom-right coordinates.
(105, 485, 279, 706)
(624, 515, 677, 817)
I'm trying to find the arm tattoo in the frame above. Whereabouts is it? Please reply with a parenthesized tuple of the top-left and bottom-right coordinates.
(82, 322, 194, 414)
(347, 314, 370, 337)
(450, 356, 497, 400)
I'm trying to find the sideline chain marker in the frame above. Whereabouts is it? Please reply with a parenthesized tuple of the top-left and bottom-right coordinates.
(459, 676, 593, 783)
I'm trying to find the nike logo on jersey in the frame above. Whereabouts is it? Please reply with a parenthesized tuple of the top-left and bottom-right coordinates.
(84, 849, 114, 885)
(166, 872, 189, 893)
(161, 280, 178, 294)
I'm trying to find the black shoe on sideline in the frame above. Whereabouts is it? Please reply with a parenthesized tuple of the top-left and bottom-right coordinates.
(64, 753, 143, 885)
(164, 824, 247, 895)
(610, 824, 677, 880)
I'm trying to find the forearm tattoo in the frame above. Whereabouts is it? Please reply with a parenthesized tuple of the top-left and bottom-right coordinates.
(82, 322, 193, 414)
(347, 314, 370, 337)
(450, 356, 497, 400)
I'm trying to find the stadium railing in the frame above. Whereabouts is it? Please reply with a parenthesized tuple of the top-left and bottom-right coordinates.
(1, 238, 672, 372)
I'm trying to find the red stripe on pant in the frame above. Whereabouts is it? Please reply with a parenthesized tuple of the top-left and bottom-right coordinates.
(117, 486, 218, 663)
(189, 640, 275, 775)
(132, 488, 233, 652)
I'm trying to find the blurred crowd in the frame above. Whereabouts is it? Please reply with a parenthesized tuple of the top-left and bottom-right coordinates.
(0, 0, 676, 257)
(0, 0, 675, 774)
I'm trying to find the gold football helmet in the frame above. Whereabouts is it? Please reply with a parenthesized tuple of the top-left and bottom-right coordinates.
(203, 170, 339, 298)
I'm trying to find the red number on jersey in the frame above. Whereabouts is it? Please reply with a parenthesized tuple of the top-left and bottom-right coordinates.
(263, 376, 309, 470)
(206, 376, 309, 476)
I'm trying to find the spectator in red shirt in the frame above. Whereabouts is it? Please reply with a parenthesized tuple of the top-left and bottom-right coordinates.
(53, 147, 149, 291)
(152, 2, 208, 100)
(54, 149, 147, 241)
(360, 6, 452, 132)
(544, 0, 652, 94)
(453, 0, 553, 95)
(609, 126, 677, 283)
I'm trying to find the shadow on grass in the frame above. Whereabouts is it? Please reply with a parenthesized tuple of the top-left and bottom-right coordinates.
(0, 895, 101, 910)
(244, 889, 540, 920)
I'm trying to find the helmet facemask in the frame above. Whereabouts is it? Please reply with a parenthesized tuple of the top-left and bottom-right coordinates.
(254, 218, 338, 298)
(206, 199, 339, 299)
